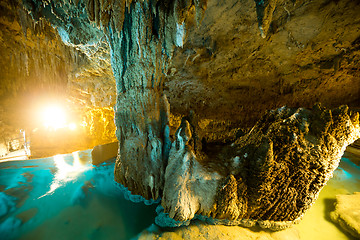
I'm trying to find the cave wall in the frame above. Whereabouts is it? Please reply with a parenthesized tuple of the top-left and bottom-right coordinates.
(0, 0, 72, 97)
(14, 0, 359, 141)
(0, 0, 117, 156)
(166, 0, 360, 128)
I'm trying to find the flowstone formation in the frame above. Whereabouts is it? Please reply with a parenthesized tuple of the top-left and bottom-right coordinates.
(158, 104, 360, 229)
(21, 0, 360, 231)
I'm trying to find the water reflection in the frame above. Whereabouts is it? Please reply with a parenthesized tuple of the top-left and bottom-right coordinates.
(0, 149, 358, 239)
(40, 152, 91, 198)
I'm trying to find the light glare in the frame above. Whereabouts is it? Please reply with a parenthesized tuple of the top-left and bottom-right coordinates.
(68, 123, 77, 130)
(42, 105, 66, 130)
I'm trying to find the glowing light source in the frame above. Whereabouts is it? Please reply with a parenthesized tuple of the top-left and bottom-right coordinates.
(68, 123, 77, 130)
(41, 105, 66, 130)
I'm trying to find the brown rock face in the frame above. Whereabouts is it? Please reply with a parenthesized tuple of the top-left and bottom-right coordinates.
(0, 0, 116, 154)
(159, 104, 360, 230)
(166, 0, 360, 128)
(224, 104, 359, 226)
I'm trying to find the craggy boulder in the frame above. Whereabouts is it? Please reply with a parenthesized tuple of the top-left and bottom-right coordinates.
(159, 104, 360, 230)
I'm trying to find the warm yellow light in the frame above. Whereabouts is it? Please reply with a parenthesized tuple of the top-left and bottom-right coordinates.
(42, 105, 66, 130)
(68, 123, 77, 130)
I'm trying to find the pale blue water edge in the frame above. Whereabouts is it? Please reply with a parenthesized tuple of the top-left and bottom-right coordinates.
(0, 150, 158, 240)
(0, 150, 359, 240)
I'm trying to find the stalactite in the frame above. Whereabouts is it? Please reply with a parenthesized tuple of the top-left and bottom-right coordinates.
(194, 0, 207, 25)
(174, 0, 192, 24)
(111, 0, 126, 33)
(254, 0, 278, 37)
(82, 0, 208, 37)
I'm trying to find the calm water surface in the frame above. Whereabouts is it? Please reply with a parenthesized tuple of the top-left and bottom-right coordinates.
(0, 150, 359, 240)
(0, 150, 157, 240)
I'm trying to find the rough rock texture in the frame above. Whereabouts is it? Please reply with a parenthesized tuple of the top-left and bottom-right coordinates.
(330, 192, 360, 239)
(162, 118, 222, 221)
(109, 1, 175, 201)
(254, 0, 278, 37)
(0, 0, 81, 145)
(0, 0, 77, 96)
(159, 104, 360, 230)
(0, 0, 117, 154)
(20, 0, 208, 199)
(166, 0, 360, 128)
(83, 107, 117, 145)
(3, 0, 360, 230)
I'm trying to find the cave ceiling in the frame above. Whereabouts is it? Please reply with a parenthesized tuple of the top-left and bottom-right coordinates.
(0, 0, 359, 136)
(166, 0, 360, 127)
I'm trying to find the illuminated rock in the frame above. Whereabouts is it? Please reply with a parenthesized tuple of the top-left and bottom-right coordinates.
(254, 0, 278, 37)
(162, 118, 222, 222)
(107, 1, 199, 201)
(135, 222, 300, 240)
(0, 192, 16, 218)
(20, 0, 205, 200)
(158, 104, 360, 229)
(330, 192, 360, 239)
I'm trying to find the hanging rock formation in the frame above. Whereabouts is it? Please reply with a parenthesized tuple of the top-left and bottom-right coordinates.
(254, 0, 278, 37)
(165, 0, 360, 128)
(18, 0, 360, 230)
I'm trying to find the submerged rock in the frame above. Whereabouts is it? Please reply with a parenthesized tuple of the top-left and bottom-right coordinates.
(0, 192, 16, 218)
(0, 217, 22, 240)
(330, 192, 360, 239)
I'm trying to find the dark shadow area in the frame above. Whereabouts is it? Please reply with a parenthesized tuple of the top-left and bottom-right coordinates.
(323, 198, 336, 222)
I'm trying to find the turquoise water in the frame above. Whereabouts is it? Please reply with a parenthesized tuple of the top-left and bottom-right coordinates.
(0, 150, 157, 240)
(0, 150, 359, 240)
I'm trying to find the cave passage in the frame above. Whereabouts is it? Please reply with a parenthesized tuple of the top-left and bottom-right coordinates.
(0, 0, 359, 239)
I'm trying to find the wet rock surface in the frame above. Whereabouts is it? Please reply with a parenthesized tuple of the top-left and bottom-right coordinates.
(330, 192, 360, 239)
(136, 221, 300, 240)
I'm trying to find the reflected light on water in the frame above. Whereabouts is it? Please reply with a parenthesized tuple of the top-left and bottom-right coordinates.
(39, 152, 91, 198)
